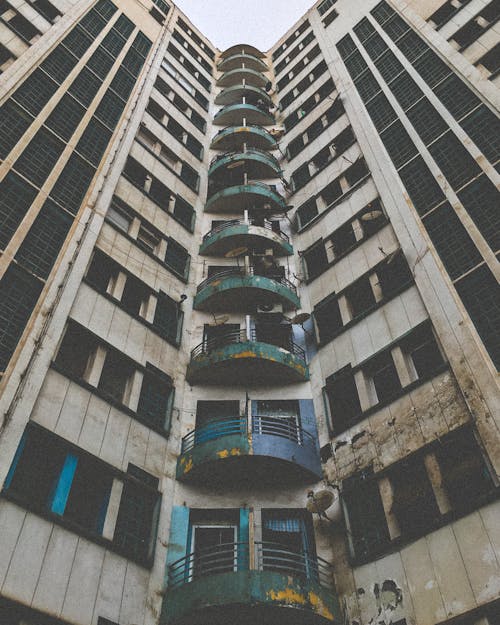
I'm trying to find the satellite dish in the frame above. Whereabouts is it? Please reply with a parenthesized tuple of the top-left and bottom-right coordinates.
(361, 209, 383, 221)
(225, 246, 248, 258)
(209, 315, 230, 326)
(306, 490, 335, 515)
(290, 312, 310, 325)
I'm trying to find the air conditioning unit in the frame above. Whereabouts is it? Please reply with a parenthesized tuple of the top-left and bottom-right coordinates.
(257, 302, 283, 314)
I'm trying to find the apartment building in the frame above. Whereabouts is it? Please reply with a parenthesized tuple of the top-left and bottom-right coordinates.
(0, 1, 498, 625)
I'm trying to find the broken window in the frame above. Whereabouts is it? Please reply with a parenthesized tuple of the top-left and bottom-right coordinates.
(98, 349, 135, 404)
(296, 198, 319, 229)
(390, 456, 440, 537)
(321, 178, 343, 205)
(376, 251, 413, 299)
(107, 196, 133, 232)
(121, 274, 150, 317)
(436, 427, 494, 510)
(303, 241, 328, 281)
(366, 351, 402, 405)
(165, 239, 190, 279)
(137, 224, 160, 253)
(346, 275, 376, 318)
(137, 365, 174, 431)
(342, 468, 390, 560)
(360, 199, 386, 238)
(314, 295, 343, 343)
(324, 366, 362, 434)
(328, 221, 357, 258)
(154, 292, 182, 344)
(401, 324, 444, 380)
(86, 250, 118, 293)
(55, 323, 97, 380)
(344, 157, 369, 186)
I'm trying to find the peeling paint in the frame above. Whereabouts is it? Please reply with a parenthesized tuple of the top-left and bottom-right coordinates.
(308, 590, 335, 620)
(183, 457, 193, 473)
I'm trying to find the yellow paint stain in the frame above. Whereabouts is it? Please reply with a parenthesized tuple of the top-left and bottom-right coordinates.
(217, 449, 230, 458)
(230, 448, 241, 456)
(308, 591, 334, 621)
(267, 588, 306, 606)
(231, 351, 257, 359)
(183, 457, 193, 473)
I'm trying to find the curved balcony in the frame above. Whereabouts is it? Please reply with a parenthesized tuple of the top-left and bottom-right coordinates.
(213, 103, 275, 126)
(220, 44, 265, 59)
(162, 542, 340, 625)
(186, 329, 309, 385)
(218, 53, 269, 73)
(194, 267, 300, 312)
(176, 415, 321, 484)
(205, 182, 287, 213)
(211, 125, 277, 151)
(209, 149, 281, 180)
(200, 219, 292, 257)
(215, 84, 272, 107)
(217, 67, 269, 88)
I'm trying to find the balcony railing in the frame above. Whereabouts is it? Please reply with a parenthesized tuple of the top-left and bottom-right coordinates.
(168, 541, 334, 591)
(191, 329, 306, 361)
(196, 266, 297, 295)
(209, 147, 279, 168)
(202, 218, 289, 243)
(181, 415, 315, 454)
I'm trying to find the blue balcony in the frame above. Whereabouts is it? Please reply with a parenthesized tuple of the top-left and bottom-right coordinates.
(217, 67, 269, 88)
(162, 541, 340, 625)
(213, 103, 275, 126)
(218, 53, 269, 73)
(209, 149, 281, 180)
(193, 267, 300, 312)
(211, 125, 277, 151)
(215, 84, 272, 106)
(205, 182, 287, 213)
(176, 415, 321, 484)
(186, 329, 309, 385)
(199, 219, 292, 257)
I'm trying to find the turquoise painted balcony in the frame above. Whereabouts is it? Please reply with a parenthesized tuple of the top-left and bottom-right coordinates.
(211, 125, 277, 151)
(217, 67, 269, 88)
(176, 415, 321, 485)
(205, 182, 287, 213)
(213, 103, 275, 126)
(186, 329, 309, 385)
(215, 84, 272, 106)
(218, 53, 269, 72)
(162, 542, 340, 625)
(193, 267, 300, 312)
(200, 219, 292, 257)
(209, 149, 281, 180)
(220, 44, 265, 59)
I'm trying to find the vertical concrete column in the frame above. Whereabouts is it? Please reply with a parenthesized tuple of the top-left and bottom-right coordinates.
(424, 452, 452, 515)
(354, 369, 372, 412)
(127, 369, 144, 412)
(158, 238, 168, 260)
(378, 476, 401, 540)
(352, 218, 363, 242)
(110, 271, 127, 300)
(338, 295, 351, 325)
(144, 294, 157, 324)
(129, 216, 141, 238)
(391, 345, 414, 387)
(369, 272, 383, 303)
(85, 345, 107, 387)
(102, 479, 124, 540)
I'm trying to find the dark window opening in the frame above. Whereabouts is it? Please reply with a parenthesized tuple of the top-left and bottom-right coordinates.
(154, 293, 181, 344)
(325, 367, 362, 433)
(98, 349, 135, 404)
(54, 323, 97, 380)
(329, 221, 357, 258)
(401, 324, 444, 379)
(346, 275, 376, 318)
(376, 251, 413, 299)
(137, 366, 173, 431)
(86, 250, 118, 293)
(314, 296, 343, 344)
(121, 275, 150, 317)
(366, 351, 402, 404)
(303, 241, 328, 281)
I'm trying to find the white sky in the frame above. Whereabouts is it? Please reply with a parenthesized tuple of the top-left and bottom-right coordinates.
(173, 0, 316, 52)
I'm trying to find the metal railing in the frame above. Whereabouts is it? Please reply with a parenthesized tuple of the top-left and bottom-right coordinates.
(190, 329, 306, 361)
(180, 415, 315, 453)
(209, 147, 279, 169)
(168, 541, 334, 591)
(212, 123, 275, 141)
(196, 265, 297, 294)
(202, 218, 289, 243)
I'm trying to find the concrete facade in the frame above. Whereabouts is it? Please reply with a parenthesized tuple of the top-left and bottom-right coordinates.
(0, 1, 498, 625)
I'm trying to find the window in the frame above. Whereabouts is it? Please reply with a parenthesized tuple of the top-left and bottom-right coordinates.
(476, 42, 500, 76)
(12, 68, 58, 115)
(376, 251, 413, 299)
(398, 156, 446, 216)
(318, 0, 337, 16)
(95, 89, 126, 129)
(109, 67, 136, 100)
(0, 100, 33, 160)
(366, 91, 397, 131)
(303, 241, 328, 281)
(401, 324, 444, 380)
(137, 365, 174, 430)
(436, 427, 494, 509)
(391, 456, 440, 537)
(324, 367, 362, 433)
(120, 275, 150, 317)
(422, 202, 482, 279)
(321, 178, 343, 205)
(137, 225, 160, 253)
(380, 121, 418, 169)
(76, 117, 112, 166)
(314, 295, 343, 344)
(40, 46, 78, 83)
(173, 196, 196, 231)
(0, 265, 42, 373)
(86, 250, 118, 293)
(165, 239, 190, 279)
(55, 322, 97, 380)
(457, 175, 500, 253)
(98, 349, 135, 404)
(154, 293, 182, 344)
(432, 74, 480, 120)
(428, 131, 481, 191)
(45, 94, 86, 142)
(405, 97, 448, 146)
(342, 469, 390, 561)
(79, 8, 106, 38)
(68, 67, 102, 107)
(328, 221, 357, 258)
(0, 172, 38, 251)
(3, 425, 160, 565)
(460, 105, 500, 165)
(14, 127, 65, 187)
(107, 196, 133, 232)
(346, 275, 376, 318)
(428, 0, 473, 28)
(344, 158, 369, 186)
(49, 153, 96, 215)
(14, 200, 73, 280)
(387, 72, 423, 111)
(113, 466, 160, 563)
(366, 351, 402, 404)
